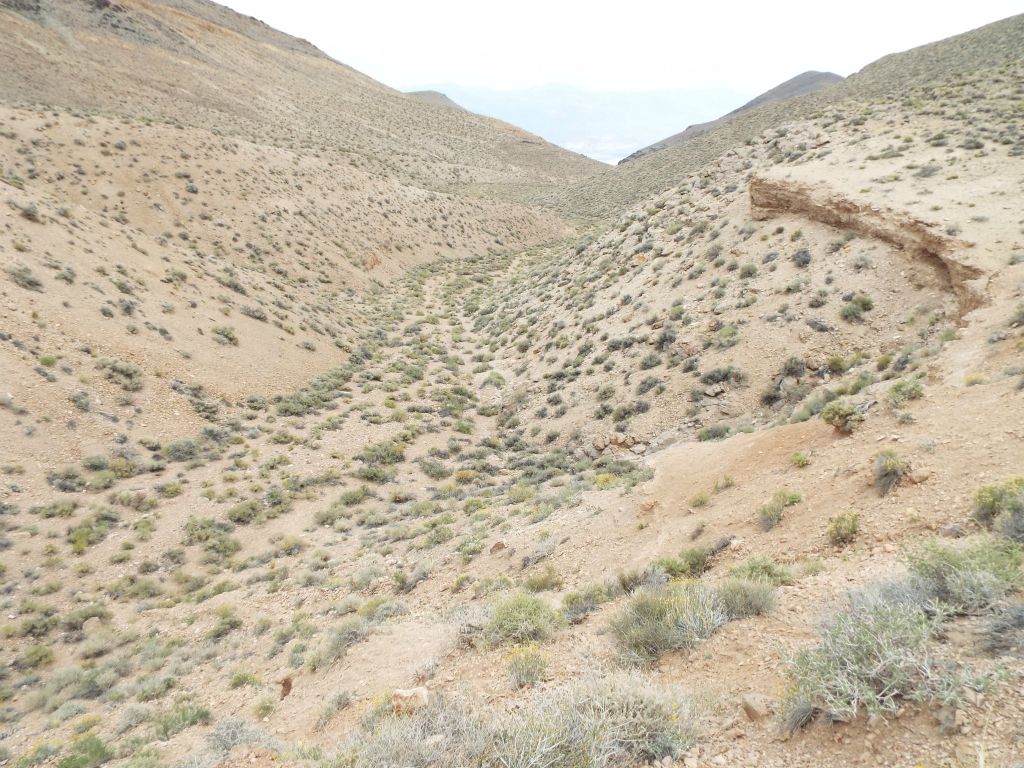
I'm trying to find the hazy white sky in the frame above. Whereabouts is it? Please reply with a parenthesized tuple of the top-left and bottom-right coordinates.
(222, 1, 1020, 92)
(219, 1, 1022, 162)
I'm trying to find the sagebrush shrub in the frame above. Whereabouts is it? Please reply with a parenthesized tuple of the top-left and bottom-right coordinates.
(783, 597, 943, 729)
(346, 674, 695, 767)
(905, 537, 1023, 614)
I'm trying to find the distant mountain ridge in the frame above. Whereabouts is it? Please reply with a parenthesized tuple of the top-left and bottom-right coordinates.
(619, 70, 843, 164)
(406, 90, 466, 111)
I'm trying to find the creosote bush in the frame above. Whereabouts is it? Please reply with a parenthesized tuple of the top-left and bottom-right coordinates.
(827, 511, 860, 547)
(821, 399, 862, 433)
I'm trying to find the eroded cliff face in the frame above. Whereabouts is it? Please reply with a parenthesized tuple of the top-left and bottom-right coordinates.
(749, 176, 987, 315)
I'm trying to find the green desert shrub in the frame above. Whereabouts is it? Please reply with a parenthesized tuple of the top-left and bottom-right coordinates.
(344, 674, 695, 767)
(67, 508, 120, 554)
(974, 477, 1024, 541)
(31, 500, 79, 518)
(758, 489, 800, 531)
(983, 604, 1024, 656)
(887, 379, 924, 408)
(697, 423, 730, 442)
(48, 467, 86, 492)
(731, 556, 794, 586)
(205, 718, 279, 755)
(226, 499, 261, 525)
(782, 594, 948, 730)
(524, 566, 563, 593)
(360, 440, 405, 465)
(608, 583, 727, 664)
(6, 264, 44, 291)
(324, 616, 370, 662)
(55, 735, 111, 768)
(163, 438, 199, 462)
(873, 450, 908, 496)
(562, 584, 609, 624)
(821, 399, 862, 433)
(649, 546, 710, 579)
(15, 644, 55, 671)
(840, 293, 874, 322)
(353, 465, 396, 484)
(418, 458, 451, 480)
(905, 537, 1023, 614)
(183, 516, 241, 563)
(715, 578, 777, 619)
(211, 326, 239, 346)
(486, 594, 563, 646)
(152, 700, 211, 739)
(506, 645, 547, 689)
(498, 674, 696, 765)
(97, 358, 143, 392)
(827, 512, 860, 547)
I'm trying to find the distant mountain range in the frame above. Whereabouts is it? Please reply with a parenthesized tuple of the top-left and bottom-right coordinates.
(404, 84, 751, 164)
(406, 90, 465, 111)
(618, 71, 844, 163)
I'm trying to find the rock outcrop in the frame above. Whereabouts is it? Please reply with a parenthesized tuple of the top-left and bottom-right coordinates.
(749, 176, 987, 316)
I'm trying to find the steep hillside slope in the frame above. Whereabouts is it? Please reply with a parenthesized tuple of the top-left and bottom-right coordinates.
(406, 91, 465, 111)
(0, 0, 598, 473)
(0, 0, 602, 200)
(620, 71, 843, 164)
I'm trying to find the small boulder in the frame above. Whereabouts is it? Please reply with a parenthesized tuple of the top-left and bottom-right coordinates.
(939, 522, 965, 539)
(392, 686, 431, 715)
(740, 692, 771, 722)
(908, 468, 932, 484)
